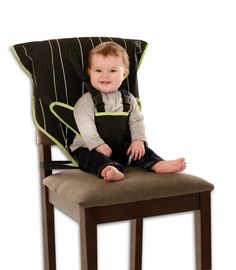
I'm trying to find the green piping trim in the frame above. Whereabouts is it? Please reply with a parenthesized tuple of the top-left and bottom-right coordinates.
(23, 46, 38, 87)
(32, 98, 78, 166)
(49, 102, 81, 137)
(137, 43, 149, 70)
(48, 41, 68, 143)
(12, 46, 77, 164)
(95, 112, 129, 117)
(50, 101, 74, 111)
(11, 46, 33, 79)
(136, 97, 142, 111)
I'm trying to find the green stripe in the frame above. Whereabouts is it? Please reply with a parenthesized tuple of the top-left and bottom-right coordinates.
(23, 46, 38, 87)
(49, 102, 81, 137)
(11, 45, 38, 87)
(11, 46, 33, 79)
(136, 97, 142, 111)
(48, 40, 58, 101)
(48, 41, 68, 145)
(95, 112, 129, 117)
(39, 98, 47, 130)
(137, 43, 149, 70)
(32, 100, 78, 166)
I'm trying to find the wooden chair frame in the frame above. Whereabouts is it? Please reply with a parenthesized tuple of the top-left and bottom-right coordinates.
(38, 132, 212, 270)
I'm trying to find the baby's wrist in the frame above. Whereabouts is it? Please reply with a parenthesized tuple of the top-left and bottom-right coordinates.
(132, 139, 144, 144)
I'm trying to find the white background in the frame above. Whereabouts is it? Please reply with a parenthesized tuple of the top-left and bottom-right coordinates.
(1, 0, 236, 269)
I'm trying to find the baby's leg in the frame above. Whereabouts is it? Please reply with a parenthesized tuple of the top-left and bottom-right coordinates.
(101, 165, 125, 182)
(151, 158, 186, 174)
(72, 148, 124, 179)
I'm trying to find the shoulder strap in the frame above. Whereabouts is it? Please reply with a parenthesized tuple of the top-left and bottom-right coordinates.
(90, 89, 105, 112)
(120, 90, 131, 112)
(90, 89, 131, 113)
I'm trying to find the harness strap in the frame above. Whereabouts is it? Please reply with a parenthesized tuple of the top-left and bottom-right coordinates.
(90, 89, 105, 112)
(120, 90, 131, 112)
(40, 161, 79, 170)
(90, 89, 131, 112)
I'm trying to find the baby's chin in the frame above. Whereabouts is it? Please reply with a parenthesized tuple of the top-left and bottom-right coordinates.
(97, 88, 118, 93)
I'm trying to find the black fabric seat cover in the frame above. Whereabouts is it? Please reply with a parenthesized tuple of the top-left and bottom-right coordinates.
(12, 37, 148, 164)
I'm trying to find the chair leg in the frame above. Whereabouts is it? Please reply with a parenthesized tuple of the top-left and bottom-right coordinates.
(195, 192, 212, 270)
(130, 218, 143, 270)
(80, 207, 98, 270)
(41, 185, 56, 270)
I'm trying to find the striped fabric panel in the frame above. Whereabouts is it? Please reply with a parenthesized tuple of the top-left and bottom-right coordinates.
(12, 37, 148, 163)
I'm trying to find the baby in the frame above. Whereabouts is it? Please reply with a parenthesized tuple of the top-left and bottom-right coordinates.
(70, 41, 186, 181)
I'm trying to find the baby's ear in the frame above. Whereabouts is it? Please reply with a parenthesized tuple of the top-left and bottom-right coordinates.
(123, 68, 129, 79)
(87, 68, 91, 76)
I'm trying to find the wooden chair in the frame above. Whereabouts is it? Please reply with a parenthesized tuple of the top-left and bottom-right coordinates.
(38, 129, 213, 270)
(13, 37, 214, 270)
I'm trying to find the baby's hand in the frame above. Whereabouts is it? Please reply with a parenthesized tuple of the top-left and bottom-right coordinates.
(95, 144, 112, 157)
(127, 140, 145, 160)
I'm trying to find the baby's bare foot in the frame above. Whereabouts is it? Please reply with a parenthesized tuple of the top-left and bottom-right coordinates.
(152, 158, 186, 174)
(101, 165, 125, 182)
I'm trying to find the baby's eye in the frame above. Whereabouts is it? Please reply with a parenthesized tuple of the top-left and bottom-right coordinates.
(94, 69, 102, 73)
(110, 69, 117, 73)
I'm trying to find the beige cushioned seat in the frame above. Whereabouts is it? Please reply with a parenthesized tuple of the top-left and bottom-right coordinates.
(43, 167, 214, 207)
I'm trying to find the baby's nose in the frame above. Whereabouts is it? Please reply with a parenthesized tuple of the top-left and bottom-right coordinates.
(101, 71, 109, 78)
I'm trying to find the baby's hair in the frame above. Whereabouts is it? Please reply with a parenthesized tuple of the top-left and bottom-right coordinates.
(88, 41, 129, 70)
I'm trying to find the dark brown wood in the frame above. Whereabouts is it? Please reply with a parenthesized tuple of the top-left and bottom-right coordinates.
(39, 144, 53, 179)
(195, 192, 212, 270)
(130, 218, 143, 270)
(80, 207, 98, 270)
(39, 144, 56, 270)
(37, 129, 54, 145)
(37, 130, 213, 270)
(41, 186, 56, 270)
(89, 193, 199, 224)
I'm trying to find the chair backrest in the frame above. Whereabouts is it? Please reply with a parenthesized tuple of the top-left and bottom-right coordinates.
(12, 37, 148, 164)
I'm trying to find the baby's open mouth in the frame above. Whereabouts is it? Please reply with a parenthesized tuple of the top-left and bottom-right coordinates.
(100, 81, 111, 85)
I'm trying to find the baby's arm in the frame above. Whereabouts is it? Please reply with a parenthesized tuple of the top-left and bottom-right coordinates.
(74, 93, 112, 157)
(127, 95, 147, 160)
(128, 95, 147, 143)
(74, 93, 105, 150)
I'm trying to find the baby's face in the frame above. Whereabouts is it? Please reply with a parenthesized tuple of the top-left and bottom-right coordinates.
(88, 54, 128, 93)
